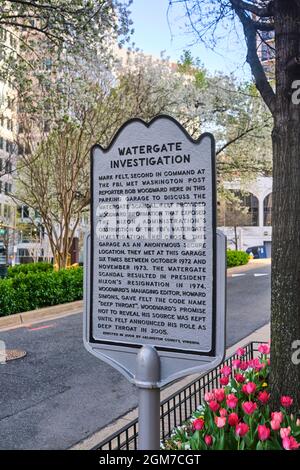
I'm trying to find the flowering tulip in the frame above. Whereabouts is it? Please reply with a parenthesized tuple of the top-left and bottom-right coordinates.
(214, 388, 226, 403)
(271, 412, 283, 423)
(228, 413, 239, 427)
(239, 361, 248, 371)
(296, 418, 300, 427)
(220, 365, 231, 377)
(282, 436, 300, 450)
(204, 392, 215, 402)
(280, 427, 291, 439)
(244, 382, 256, 395)
(281, 396, 293, 408)
(234, 373, 245, 383)
(257, 391, 270, 404)
(236, 347, 246, 357)
(258, 424, 270, 441)
(248, 358, 265, 371)
(242, 401, 257, 415)
(220, 376, 229, 386)
(209, 400, 220, 412)
(193, 418, 204, 431)
(235, 422, 249, 437)
(215, 416, 226, 428)
(271, 419, 281, 431)
(232, 359, 241, 369)
(258, 343, 270, 355)
(226, 394, 238, 409)
(204, 435, 213, 446)
(219, 408, 227, 417)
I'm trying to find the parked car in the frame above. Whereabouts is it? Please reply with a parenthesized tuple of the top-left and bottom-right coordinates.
(246, 245, 267, 259)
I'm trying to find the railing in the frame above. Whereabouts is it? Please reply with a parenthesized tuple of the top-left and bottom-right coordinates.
(95, 341, 261, 450)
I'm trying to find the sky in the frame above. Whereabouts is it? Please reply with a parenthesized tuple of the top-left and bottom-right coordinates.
(129, 0, 252, 81)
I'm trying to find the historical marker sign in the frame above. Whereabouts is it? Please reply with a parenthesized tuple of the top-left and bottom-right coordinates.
(84, 115, 226, 387)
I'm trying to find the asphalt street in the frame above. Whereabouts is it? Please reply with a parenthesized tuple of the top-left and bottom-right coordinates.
(0, 261, 271, 449)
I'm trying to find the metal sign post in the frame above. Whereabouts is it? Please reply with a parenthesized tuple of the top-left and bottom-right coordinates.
(84, 115, 226, 450)
(135, 346, 161, 450)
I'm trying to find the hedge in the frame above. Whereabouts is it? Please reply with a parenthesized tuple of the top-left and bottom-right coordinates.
(7, 262, 53, 278)
(0, 267, 83, 317)
(227, 249, 250, 268)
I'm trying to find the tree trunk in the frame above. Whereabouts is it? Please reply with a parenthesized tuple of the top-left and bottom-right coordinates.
(234, 225, 238, 250)
(270, 1, 300, 410)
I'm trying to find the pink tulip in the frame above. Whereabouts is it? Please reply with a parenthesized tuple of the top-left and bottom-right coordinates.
(271, 419, 281, 431)
(280, 427, 291, 439)
(204, 392, 215, 402)
(209, 400, 220, 412)
(271, 411, 283, 423)
(242, 401, 257, 415)
(214, 388, 226, 403)
(282, 436, 300, 450)
(296, 418, 300, 427)
(236, 347, 246, 357)
(220, 376, 229, 386)
(219, 408, 227, 417)
(235, 422, 249, 437)
(215, 416, 226, 428)
(204, 435, 213, 446)
(226, 394, 239, 409)
(239, 361, 248, 371)
(257, 391, 270, 404)
(248, 358, 265, 371)
(258, 343, 270, 355)
(228, 413, 239, 427)
(220, 365, 231, 377)
(234, 373, 245, 384)
(232, 359, 241, 369)
(244, 382, 256, 395)
(258, 424, 270, 441)
(281, 396, 293, 408)
(193, 418, 204, 431)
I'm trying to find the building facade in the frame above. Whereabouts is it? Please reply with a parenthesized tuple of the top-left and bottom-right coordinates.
(219, 176, 272, 255)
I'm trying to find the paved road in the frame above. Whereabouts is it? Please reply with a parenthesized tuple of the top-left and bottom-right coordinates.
(0, 261, 270, 449)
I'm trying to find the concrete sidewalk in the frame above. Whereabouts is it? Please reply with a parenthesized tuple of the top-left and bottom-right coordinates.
(0, 300, 83, 331)
(71, 322, 270, 450)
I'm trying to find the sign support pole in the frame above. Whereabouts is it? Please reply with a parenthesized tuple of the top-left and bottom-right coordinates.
(135, 345, 161, 450)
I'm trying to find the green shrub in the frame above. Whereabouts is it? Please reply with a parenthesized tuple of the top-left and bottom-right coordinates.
(0, 267, 83, 317)
(7, 262, 53, 278)
(227, 249, 249, 268)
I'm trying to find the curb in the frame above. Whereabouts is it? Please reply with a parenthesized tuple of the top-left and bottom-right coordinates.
(0, 300, 83, 331)
(70, 322, 270, 450)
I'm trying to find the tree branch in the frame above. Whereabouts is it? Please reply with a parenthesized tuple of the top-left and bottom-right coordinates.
(231, 2, 276, 115)
(252, 20, 275, 31)
(230, 0, 274, 17)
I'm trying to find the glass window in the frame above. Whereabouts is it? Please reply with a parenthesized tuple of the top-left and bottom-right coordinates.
(220, 190, 259, 227)
(264, 193, 272, 226)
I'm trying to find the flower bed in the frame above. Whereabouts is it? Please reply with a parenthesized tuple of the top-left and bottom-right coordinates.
(164, 344, 300, 451)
